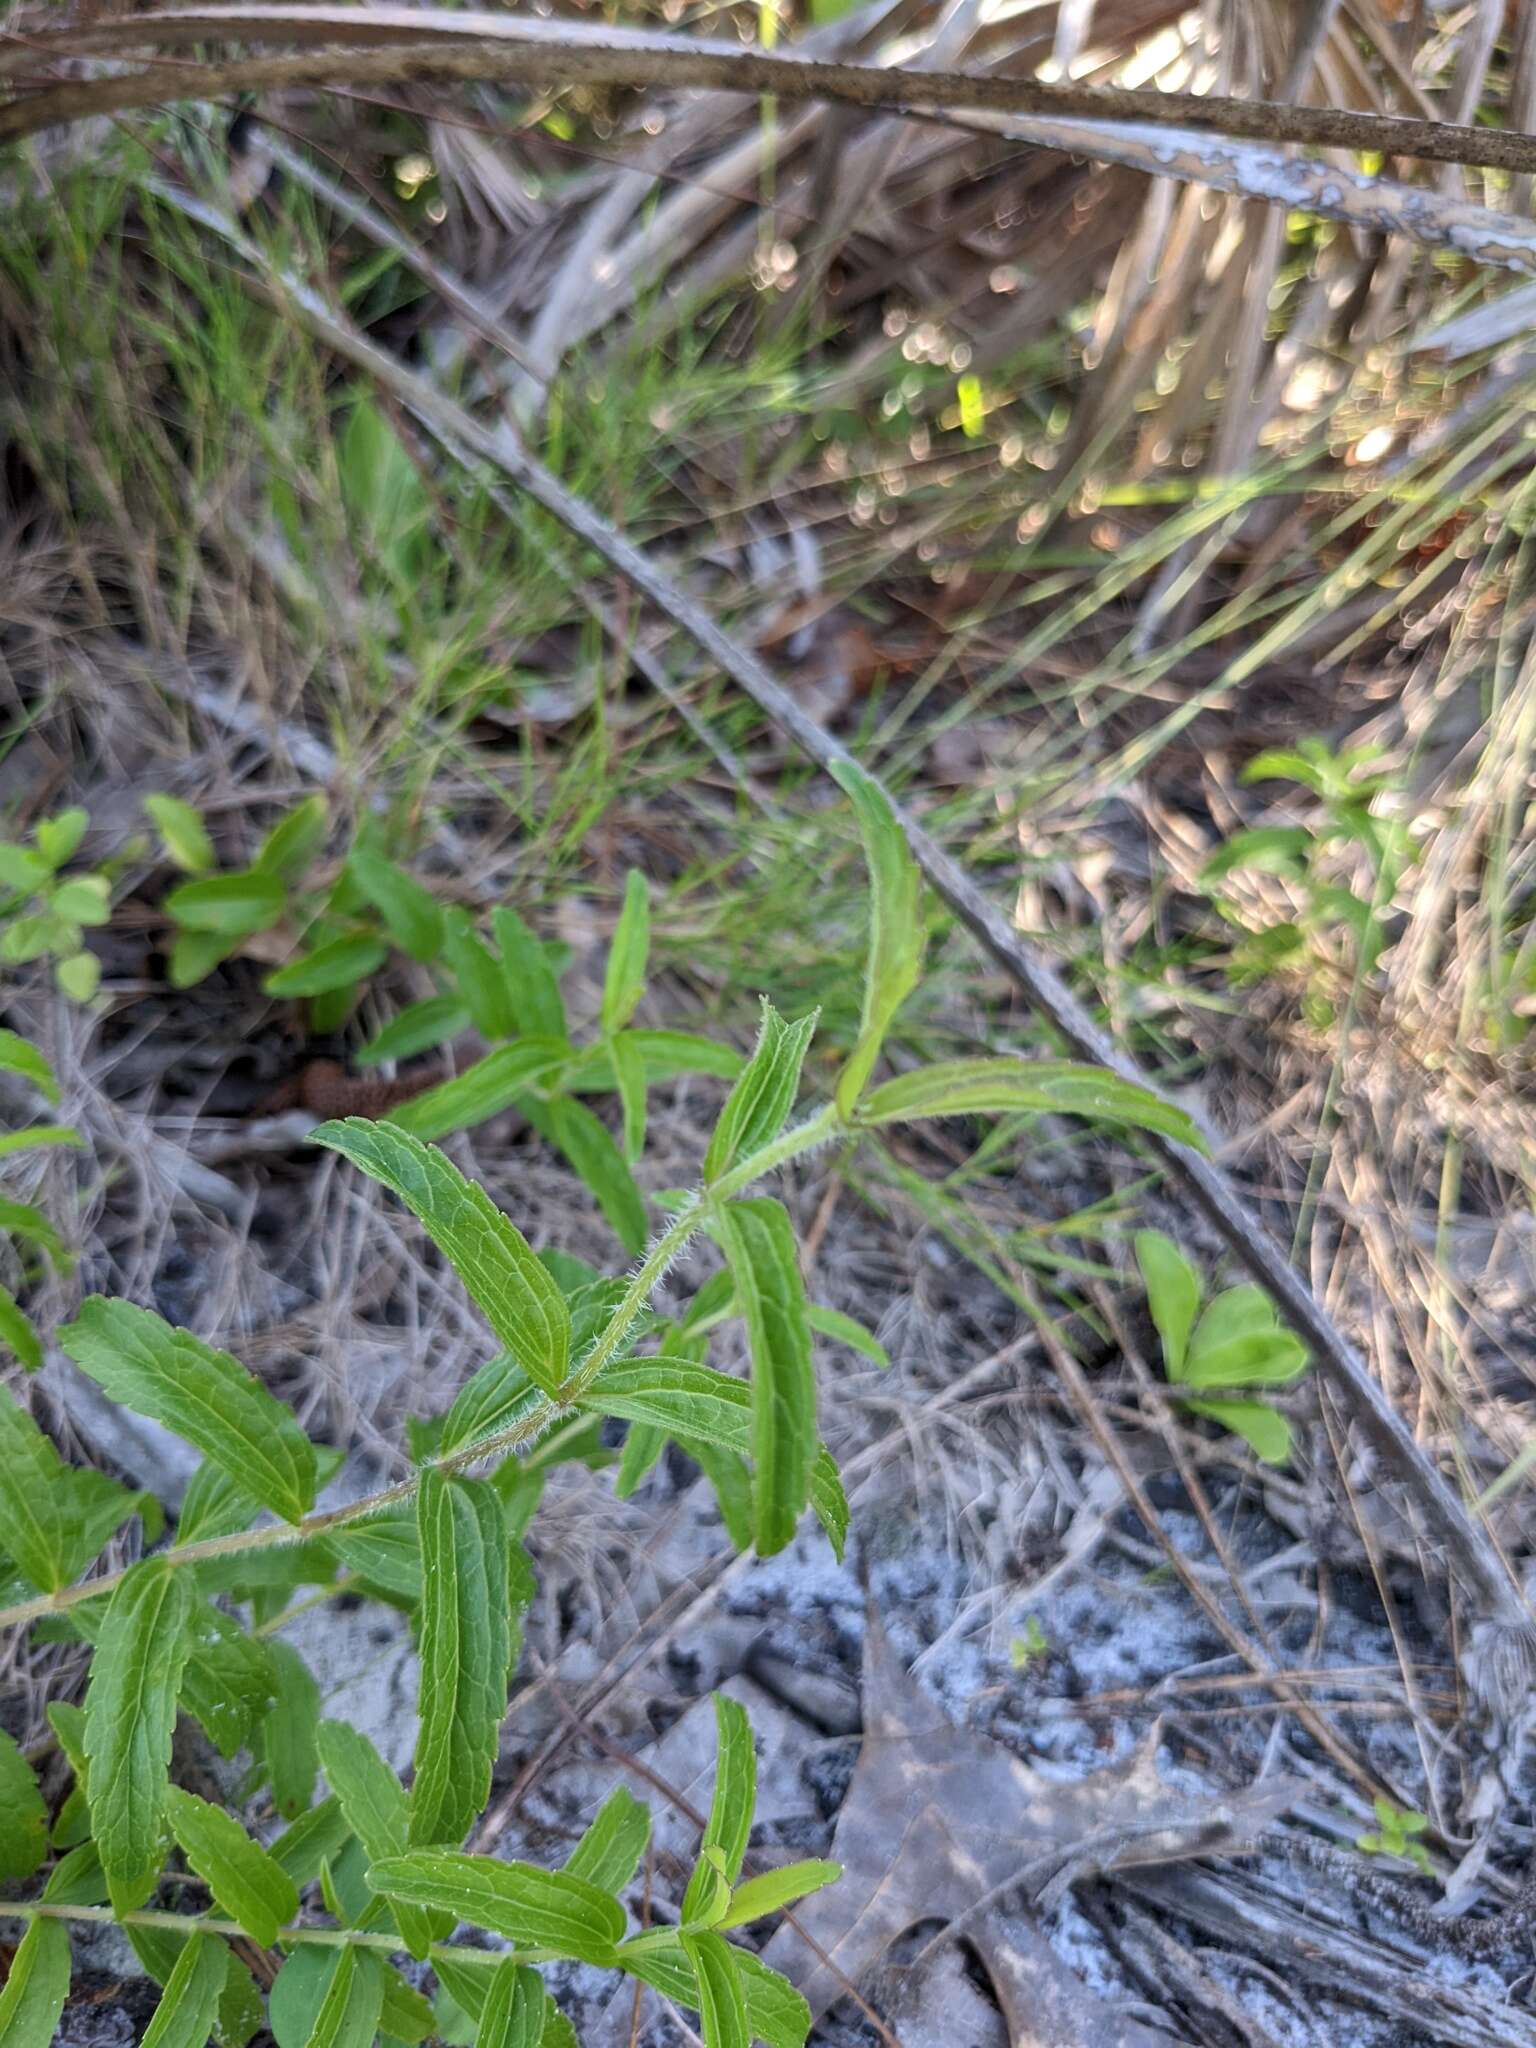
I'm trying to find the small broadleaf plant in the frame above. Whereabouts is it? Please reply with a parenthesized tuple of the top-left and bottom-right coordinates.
(0, 767, 1197, 2046)
(0, 807, 116, 1001)
(1356, 1796, 1432, 1877)
(1135, 1229, 1309, 1463)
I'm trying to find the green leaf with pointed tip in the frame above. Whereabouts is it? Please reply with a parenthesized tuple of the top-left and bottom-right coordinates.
(255, 795, 328, 882)
(601, 872, 650, 1035)
(51, 874, 110, 925)
(0, 1030, 59, 1101)
(177, 1461, 260, 1546)
(0, 1383, 67, 1588)
(85, 1556, 195, 1914)
(0, 1728, 48, 1878)
(705, 1697, 755, 1884)
(704, 1003, 816, 1184)
(0, 1915, 71, 2047)
(809, 1448, 848, 1562)
(139, 1932, 229, 2048)
(35, 807, 89, 869)
(493, 906, 566, 1040)
(314, 1121, 570, 1395)
(145, 794, 216, 875)
(411, 1471, 513, 1851)
(369, 1851, 626, 1963)
(265, 933, 388, 999)
(0, 1195, 65, 1259)
(126, 1928, 263, 2048)
(718, 1859, 840, 1929)
(164, 1785, 299, 1946)
(581, 1357, 751, 1453)
(1134, 1230, 1201, 1381)
(805, 1304, 889, 1369)
(681, 1931, 749, 2048)
(380, 1963, 436, 2044)
(523, 1094, 647, 1256)
(688, 1440, 755, 1553)
(42, 1839, 107, 1904)
(859, 1059, 1203, 1148)
(60, 1298, 318, 1524)
(0, 1121, 84, 1160)
(438, 1353, 542, 1457)
(472, 1959, 545, 2048)
(615, 1421, 667, 1499)
(830, 760, 922, 1114)
(316, 1722, 440, 1960)
(55, 950, 101, 1001)
(257, 1639, 321, 1820)
(713, 1198, 816, 1557)
(268, 1797, 352, 1888)
(565, 1785, 650, 1894)
(347, 850, 443, 961)
(357, 996, 470, 1067)
(388, 1040, 568, 1142)
(624, 1944, 808, 2048)
(1183, 1397, 1292, 1464)
(441, 908, 517, 1039)
(169, 929, 238, 988)
(610, 1031, 647, 1164)
(179, 1603, 275, 1759)
(307, 1945, 385, 2048)
(165, 870, 287, 936)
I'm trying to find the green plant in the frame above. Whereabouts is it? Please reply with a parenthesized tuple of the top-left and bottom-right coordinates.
(1134, 1229, 1309, 1463)
(0, 1032, 82, 1371)
(1200, 739, 1414, 1024)
(0, 807, 116, 1001)
(1356, 1797, 1432, 1876)
(1008, 1617, 1049, 1670)
(0, 770, 1195, 2046)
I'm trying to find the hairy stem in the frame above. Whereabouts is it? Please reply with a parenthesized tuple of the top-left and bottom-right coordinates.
(0, 1103, 842, 1635)
(0, 1897, 514, 1961)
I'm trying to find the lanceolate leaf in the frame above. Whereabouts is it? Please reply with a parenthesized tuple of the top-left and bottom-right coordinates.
(164, 1786, 299, 1947)
(689, 1696, 755, 1903)
(124, 1926, 264, 2048)
(581, 1358, 751, 1454)
(179, 1603, 275, 1759)
(1134, 1231, 1200, 1380)
(313, 1121, 570, 1395)
(0, 1280, 42, 1371)
(610, 1030, 647, 1164)
(357, 994, 470, 1067)
(0, 1915, 71, 2047)
(492, 905, 567, 1040)
(809, 1449, 848, 1564)
(410, 1470, 513, 1850)
(440, 1353, 542, 1457)
(307, 1945, 385, 2048)
(857, 1059, 1203, 1148)
(138, 1931, 229, 2048)
(830, 760, 922, 1115)
(346, 850, 443, 961)
(564, 1785, 650, 1894)
(473, 1959, 545, 2048)
(388, 1040, 568, 1142)
(719, 1860, 840, 1929)
(0, 1728, 48, 1879)
(713, 1199, 817, 1557)
(59, 1299, 318, 1524)
(263, 933, 388, 998)
(84, 1556, 195, 1915)
(681, 1931, 749, 2048)
(601, 871, 650, 1036)
(317, 1720, 438, 1961)
(703, 1003, 817, 1184)
(0, 1383, 67, 1589)
(805, 1304, 889, 1370)
(0, 1028, 60, 1101)
(367, 1851, 626, 1963)
(441, 908, 518, 1039)
(257, 1640, 322, 1820)
(163, 870, 285, 936)
(621, 1943, 810, 2048)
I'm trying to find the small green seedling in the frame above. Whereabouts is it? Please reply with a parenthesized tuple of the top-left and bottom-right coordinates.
(0, 808, 114, 1000)
(1201, 738, 1413, 1025)
(1357, 1797, 1432, 1877)
(1134, 1230, 1308, 1463)
(1009, 1617, 1049, 1670)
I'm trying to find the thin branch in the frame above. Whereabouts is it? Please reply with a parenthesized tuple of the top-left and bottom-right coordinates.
(3, 5, 1536, 175)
